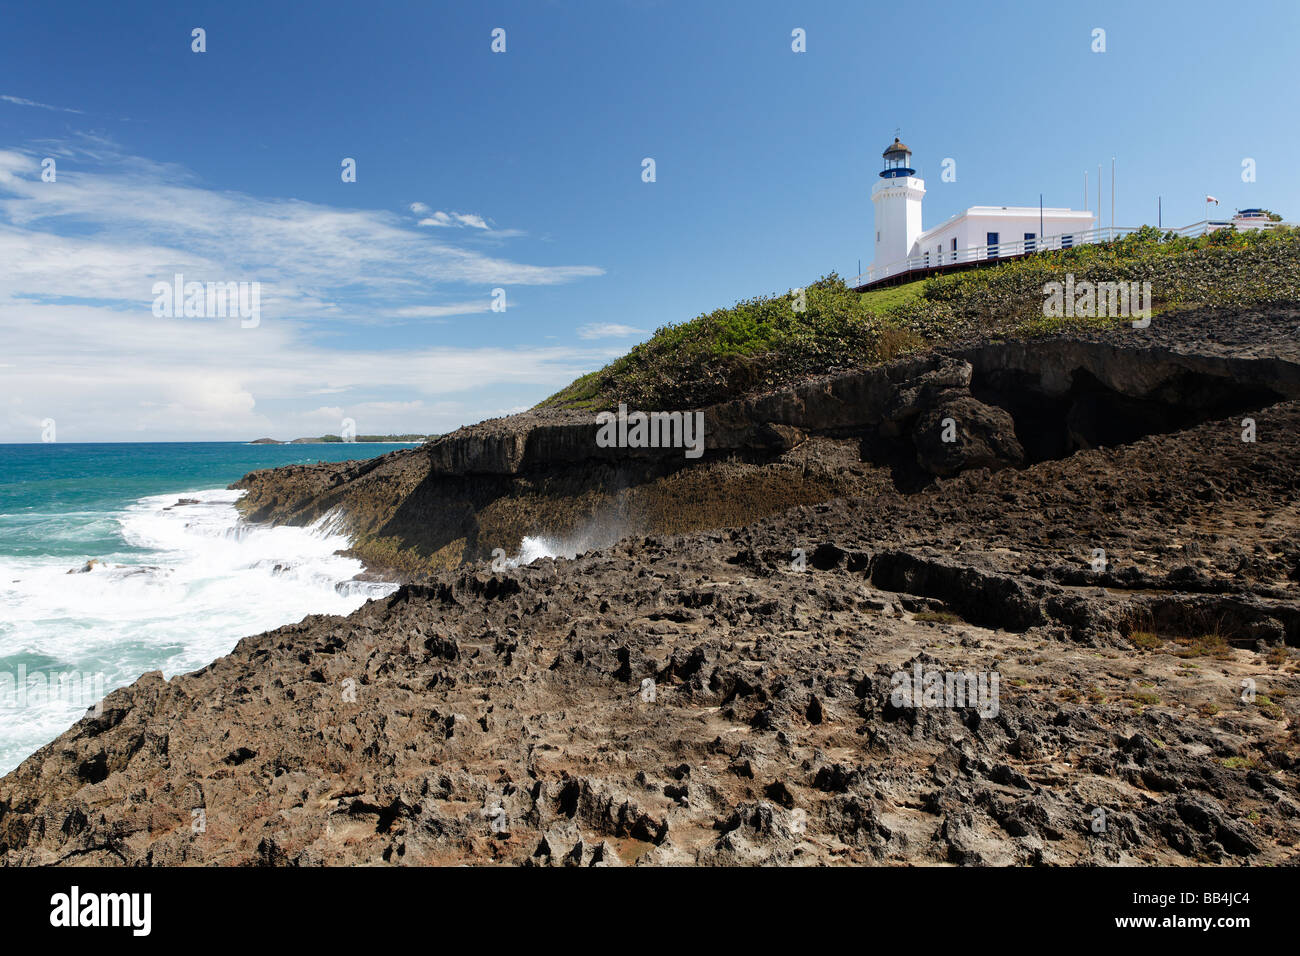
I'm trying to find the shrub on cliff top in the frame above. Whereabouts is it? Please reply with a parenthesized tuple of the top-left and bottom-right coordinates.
(539, 227, 1300, 411)
(921, 225, 1300, 327)
(542, 275, 925, 410)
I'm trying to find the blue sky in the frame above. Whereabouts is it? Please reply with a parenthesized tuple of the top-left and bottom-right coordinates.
(1, 0, 1296, 441)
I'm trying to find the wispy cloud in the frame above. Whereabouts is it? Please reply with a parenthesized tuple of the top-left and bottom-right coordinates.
(408, 201, 524, 238)
(0, 94, 83, 115)
(0, 294, 622, 440)
(389, 301, 492, 320)
(0, 142, 602, 321)
(577, 322, 647, 339)
(0, 137, 610, 440)
(417, 210, 490, 229)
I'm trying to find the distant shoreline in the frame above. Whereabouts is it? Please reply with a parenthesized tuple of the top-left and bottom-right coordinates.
(249, 435, 435, 445)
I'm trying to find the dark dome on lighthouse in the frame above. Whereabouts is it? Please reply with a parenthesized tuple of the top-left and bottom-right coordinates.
(883, 137, 911, 157)
(880, 137, 915, 179)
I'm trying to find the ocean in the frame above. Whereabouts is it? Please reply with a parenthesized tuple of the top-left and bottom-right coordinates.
(0, 442, 413, 774)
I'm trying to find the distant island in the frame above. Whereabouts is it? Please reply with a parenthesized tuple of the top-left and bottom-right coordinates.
(250, 434, 436, 444)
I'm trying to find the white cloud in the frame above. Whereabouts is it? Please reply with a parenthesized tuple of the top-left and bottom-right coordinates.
(0, 145, 601, 321)
(389, 301, 491, 319)
(0, 94, 83, 114)
(0, 138, 611, 440)
(577, 322, 647, 340)
(417, 210, 490, 230)
(0, 294, 621, 440)
(307, 406, 346, 421)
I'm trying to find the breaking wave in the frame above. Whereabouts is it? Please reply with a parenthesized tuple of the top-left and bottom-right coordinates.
(0, 488, 396, 772)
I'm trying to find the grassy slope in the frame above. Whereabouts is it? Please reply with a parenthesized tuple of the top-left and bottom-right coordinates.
(857, 279, 926, 314)
(539, 226, 1300, 412)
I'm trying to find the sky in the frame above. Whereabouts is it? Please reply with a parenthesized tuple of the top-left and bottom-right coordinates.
(1, 0, 1296, 442)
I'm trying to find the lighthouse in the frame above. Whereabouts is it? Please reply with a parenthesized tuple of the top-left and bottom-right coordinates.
(871, 137, 926, 273)
(864, 134, 1097, 284)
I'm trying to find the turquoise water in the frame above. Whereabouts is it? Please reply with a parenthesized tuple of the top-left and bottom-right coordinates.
(0, 442, 413, 773)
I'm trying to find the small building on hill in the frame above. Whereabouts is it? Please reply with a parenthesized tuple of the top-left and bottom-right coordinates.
(870, 138, 1096, 283)
(1233, 208, 1280, 226)
(1206, 209, 1288, 233)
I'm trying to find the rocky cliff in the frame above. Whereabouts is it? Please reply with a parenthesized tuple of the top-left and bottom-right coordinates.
(231, 305, 1300, 575)
(2, 305, 1298, 866)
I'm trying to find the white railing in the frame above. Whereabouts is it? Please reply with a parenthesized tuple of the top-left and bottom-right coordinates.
(846, 219, 1296, 288)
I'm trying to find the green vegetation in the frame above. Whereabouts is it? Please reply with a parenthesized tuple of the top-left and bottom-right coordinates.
(540, 274, 911, 411)
(1125, 690, 1162, 708)
(539, 226, 1300, 412)
(1255, 695, 1285, 721)
(913, 610, 962, 625)
(857, 278, 926, 313)
(1129, 630, 1163, 651)
(1172, 632, 1233, 660)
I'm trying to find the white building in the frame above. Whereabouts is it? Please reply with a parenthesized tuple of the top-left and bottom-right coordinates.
(869, 138, 1096, 283)
(1211, 208, 1286, 232)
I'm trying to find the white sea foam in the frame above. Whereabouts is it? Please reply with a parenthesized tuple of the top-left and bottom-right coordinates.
(0, 488, 396, 773)
(508, 535, 566, 565)
(504, 521, 626, 567)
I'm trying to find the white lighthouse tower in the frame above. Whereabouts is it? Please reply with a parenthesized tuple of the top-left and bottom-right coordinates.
(871, 137, 925, 274)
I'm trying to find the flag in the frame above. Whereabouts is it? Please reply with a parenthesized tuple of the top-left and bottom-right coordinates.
(1206, 196, 1219, 204)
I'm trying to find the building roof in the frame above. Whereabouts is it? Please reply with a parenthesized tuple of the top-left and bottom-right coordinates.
(882, 137, 911, 157)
